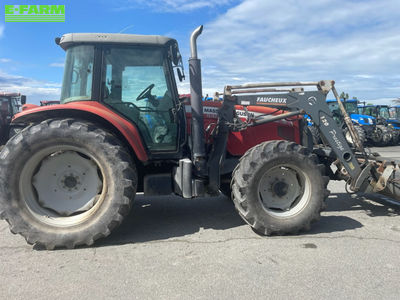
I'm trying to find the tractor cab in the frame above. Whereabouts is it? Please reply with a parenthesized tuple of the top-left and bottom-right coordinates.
(386, 105, 400, 130)
(58, 33, 185, 154)
(360, 104, 390, 125)
(390, 106, 400, 121)
(0, 92, 26, 144)
(326, 99, 375, 126)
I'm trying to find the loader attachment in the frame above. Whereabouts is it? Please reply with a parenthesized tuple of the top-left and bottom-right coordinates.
(218, 80, 400, 203)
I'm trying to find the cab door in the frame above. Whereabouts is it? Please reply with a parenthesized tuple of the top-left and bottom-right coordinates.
(101, 46, 181, 155)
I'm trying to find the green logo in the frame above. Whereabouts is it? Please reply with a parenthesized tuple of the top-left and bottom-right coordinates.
(5, 5, 65, 22)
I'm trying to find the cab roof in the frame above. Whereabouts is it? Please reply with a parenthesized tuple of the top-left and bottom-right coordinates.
(58, 33, 177, 50)
(0, 92, 20, 97)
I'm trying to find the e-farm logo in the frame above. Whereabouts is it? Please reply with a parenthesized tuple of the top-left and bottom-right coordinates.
(5, 5, 65, 22)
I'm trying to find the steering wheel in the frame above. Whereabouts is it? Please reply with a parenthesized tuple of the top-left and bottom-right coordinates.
(136, 84, 155, 101)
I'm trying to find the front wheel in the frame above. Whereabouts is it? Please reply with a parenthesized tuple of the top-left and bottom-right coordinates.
(308, 125, 321, 145)
(231, 140, 329, 235)
(0, 119, 137, 249)
(376, 125, 391, 146)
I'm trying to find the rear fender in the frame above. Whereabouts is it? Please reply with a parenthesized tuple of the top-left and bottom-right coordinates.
(12, 101, 148, 162)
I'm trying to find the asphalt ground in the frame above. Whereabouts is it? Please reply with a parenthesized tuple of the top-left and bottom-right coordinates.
(1, 146, 399, 299)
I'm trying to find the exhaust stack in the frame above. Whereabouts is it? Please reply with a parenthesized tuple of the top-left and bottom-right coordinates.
(189, 25, 206, 175)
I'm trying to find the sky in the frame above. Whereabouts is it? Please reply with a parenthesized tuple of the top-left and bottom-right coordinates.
(0, 0, 400, 104)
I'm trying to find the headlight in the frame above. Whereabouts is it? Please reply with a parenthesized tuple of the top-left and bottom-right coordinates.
(368, 118, 373, 124)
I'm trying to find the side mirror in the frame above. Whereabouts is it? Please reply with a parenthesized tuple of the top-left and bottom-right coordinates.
(170, 44, 180, 66)
(177, 68, 185, 82)
(20, 95, 26, 105)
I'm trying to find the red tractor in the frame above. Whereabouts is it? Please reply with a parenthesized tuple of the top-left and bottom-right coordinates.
(0, 92, 26, 145)
(0, 26, 399, 249)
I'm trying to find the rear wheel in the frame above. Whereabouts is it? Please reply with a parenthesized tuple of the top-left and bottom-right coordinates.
(231, 140, 329, 235)
(0, 119, 137, 249)
(390, 130, 400, 145)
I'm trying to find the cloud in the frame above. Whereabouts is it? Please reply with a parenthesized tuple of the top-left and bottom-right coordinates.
(0, 58, 11, 63)
(50, 62, 64, 67)
(114, 0, 238, 12)
(191, 0, 400, 100)
(365, 97, 399, 105)
(0, 70, 60, 104)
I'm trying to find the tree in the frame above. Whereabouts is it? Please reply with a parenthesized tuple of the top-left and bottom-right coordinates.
(339, 92, 349, 100)
(392, 97, 400, 104)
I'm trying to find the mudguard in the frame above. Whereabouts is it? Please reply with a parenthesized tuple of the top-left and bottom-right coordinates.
(12, 101, 148, 161)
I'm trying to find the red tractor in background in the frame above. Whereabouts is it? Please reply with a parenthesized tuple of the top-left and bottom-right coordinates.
(40, 100, 60, 106)
(0, 92, 26, 145)
(1, 26, 399, 249)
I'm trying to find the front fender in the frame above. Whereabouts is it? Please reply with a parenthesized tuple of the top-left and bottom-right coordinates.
(12, 101, 148, 162)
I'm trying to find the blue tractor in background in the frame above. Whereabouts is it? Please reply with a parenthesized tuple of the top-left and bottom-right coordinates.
(389, 105, 400, 130)
(306, 99, 375, 146)
(359, 104, 398, 145)
(325, 99, 377, 146)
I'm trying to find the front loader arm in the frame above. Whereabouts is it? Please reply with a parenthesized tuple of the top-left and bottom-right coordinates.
(222, 80, 362, 182)
(207, 79, 400, 203)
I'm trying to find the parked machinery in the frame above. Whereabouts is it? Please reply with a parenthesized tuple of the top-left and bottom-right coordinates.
(390, 105, 400, 123)
(326, 99, 373, 146)
(0, 92, 26, 144)
(359, 104, 398, 145)
(40, 100, 61, 106)
(387, 105, 400, 143)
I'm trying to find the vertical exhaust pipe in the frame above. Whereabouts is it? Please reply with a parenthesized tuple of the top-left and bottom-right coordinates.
(189, 25, 206, 175)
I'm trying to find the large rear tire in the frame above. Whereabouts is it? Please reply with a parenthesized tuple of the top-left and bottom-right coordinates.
(390, 130, 400, 145)
(0, 119, 137, 249)
(231, 140, 329, 235)
(376, 125, 392, 146)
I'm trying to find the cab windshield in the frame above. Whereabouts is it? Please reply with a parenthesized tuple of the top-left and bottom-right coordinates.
(60, 45, 94, 103)
(396, 108, 400, 119)
(379, 107, 390, 119)
(362, 107, 374, 116)
(344, 102, 358, 114)
(0, 97, 20, 115)
(327, 101, 358, 114)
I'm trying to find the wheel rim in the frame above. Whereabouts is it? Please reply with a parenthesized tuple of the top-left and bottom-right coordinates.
(345, 130, 354, 145)
(258, 164, 311, 217)
(383, 132, 392, 143)
(20, 145, 106, 227)
(372, 128, 382, 143)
